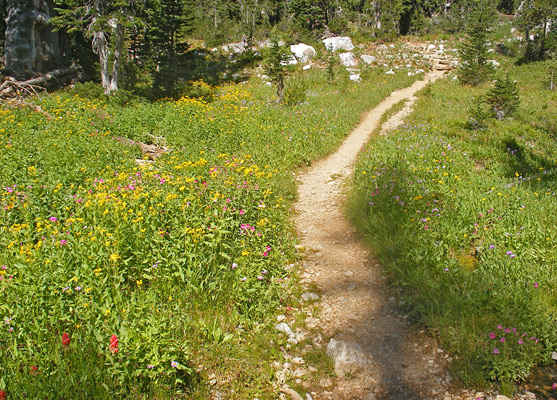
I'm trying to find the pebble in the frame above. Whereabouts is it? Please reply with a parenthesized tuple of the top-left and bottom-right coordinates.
(319, 377, 333, 387)
(276, 323, 294, 337)
(344, 271, 354, 277)
(277, 315, 286, 322)
(347, 282, 357, 291)
(302, 293, 320, 301)
(292, 357, 305, 365)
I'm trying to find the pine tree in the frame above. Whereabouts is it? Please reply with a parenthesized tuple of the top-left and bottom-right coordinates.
(457, 0, 496, 86)
(484, 75, 520, 119)
(264, 38, 289, 103)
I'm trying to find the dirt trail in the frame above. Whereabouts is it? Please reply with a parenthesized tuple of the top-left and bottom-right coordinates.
(293, 70, 457, 400)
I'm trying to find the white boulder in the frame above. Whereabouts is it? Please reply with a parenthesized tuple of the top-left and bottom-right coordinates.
(361, 55, 377, 64)
(349, 74, 361, 82)
(323, 36, 354, 52)
(339, 52, 357, 67)
(290, 43, 317, 63)
(281, 55, 298, 66)
(222, 42, 247, 53)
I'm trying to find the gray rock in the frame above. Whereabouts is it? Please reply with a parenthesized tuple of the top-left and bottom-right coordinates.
(361, 55, 377, 64)
(347, 282, 357, 291)
(280, 385, 304, 400)
(339, 52, 357, 67)
(276, 322, 295, 337)
(326, 338, 368, 376)
(363, 393, 377, 400)
(302, 293, 320, 301)
(319, 377, 333, 387)
(222, 42, 247, 53)
(323, 36, 354, 52)
(290, 43, 317, 63)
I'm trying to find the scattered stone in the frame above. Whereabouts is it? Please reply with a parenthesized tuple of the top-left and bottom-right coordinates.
(222, 42, 247, 53)
(291, 357, 305, 365)
(488, 60, 500, 67)
(349, 74, 361, 82)
(343, 271, 354, 277)
(323, 36, 354, 52)
(339, 52, 357, 67)
(303, 64, 311, 70)
(326, 338, 368, 376)
(363, 393, 377, 400)
(347, 282, 357, 291)
(385, 69, 395, 75)
(306, 394, 313, 400)
(276, 323, 295, 337)
(277, 315, 286, 322)
(290, 43, 317, 63)
(280, 385, 304, 400)
(302, 293, 320, 301)
(293, 368, 308, 378)
(361, 55, 377, 64)
(319, 377, 333, 387)
(495, 396, 511, 400)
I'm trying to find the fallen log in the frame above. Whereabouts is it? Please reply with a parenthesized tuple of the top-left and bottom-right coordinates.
(0, 64, 84, 99)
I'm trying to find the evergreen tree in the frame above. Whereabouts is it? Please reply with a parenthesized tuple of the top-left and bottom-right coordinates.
(52, 0, 143, 94)
(514, 0, 557, 60)
(264, 38, 289, 103)
(484, 75, 520, 119)
(457, 0, 496, 86)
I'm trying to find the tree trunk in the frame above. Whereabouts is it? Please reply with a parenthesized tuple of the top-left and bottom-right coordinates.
(277, 78, 284, 103)
(108, 20, 124, 93)
(92, 30, 111, 93)
(4, 0, 64, 77)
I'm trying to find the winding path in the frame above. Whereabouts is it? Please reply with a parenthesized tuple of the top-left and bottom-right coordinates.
(294, 70, 454, 400)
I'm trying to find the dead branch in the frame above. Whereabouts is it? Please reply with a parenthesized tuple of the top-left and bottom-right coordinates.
(0, 64, 84, 99)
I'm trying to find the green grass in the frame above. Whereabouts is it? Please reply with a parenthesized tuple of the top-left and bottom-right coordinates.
(349, 58, 557, 389)
(0, 65, 419, 398)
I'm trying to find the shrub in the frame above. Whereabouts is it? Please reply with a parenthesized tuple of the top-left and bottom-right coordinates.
(284, 76, 307, 106)
(484, 75, 520, 119)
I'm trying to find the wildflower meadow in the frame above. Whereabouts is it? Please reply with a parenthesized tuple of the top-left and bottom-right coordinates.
(0, 69, 417, 398)
(350, 59, 557, 390)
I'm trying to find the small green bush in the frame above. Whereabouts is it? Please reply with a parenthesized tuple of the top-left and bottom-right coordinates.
(284, 76, 307, 106)
(484, 75, 520, 119)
